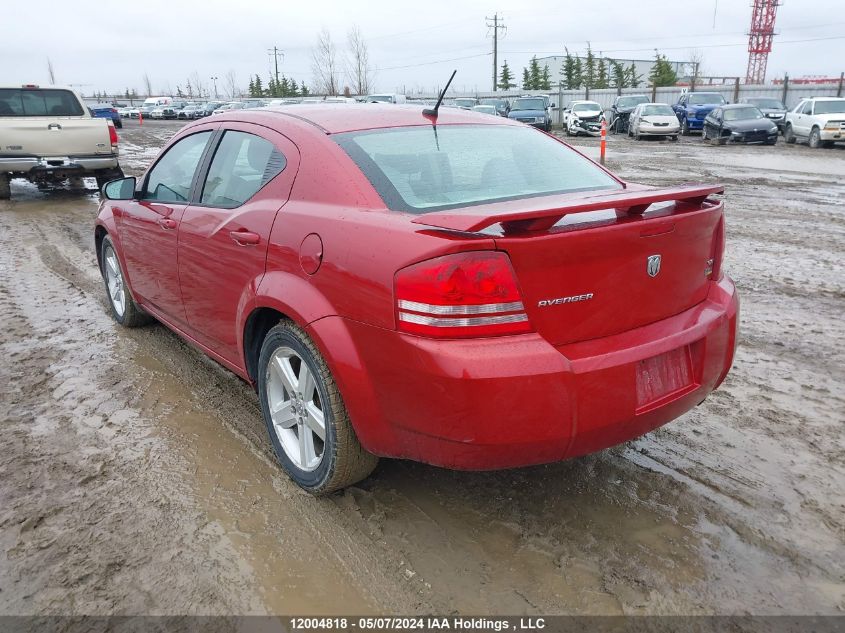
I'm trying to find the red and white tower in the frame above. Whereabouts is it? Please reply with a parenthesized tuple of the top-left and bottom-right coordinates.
(746, 0, 781, 84)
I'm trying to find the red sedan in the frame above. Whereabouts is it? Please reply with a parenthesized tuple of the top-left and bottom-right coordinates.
(95, 104, 738, 494)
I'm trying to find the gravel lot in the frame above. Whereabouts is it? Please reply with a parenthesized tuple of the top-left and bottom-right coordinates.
(1, 118, 842, 616)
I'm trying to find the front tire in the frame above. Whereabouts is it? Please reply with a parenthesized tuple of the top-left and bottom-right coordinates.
(99, 235, 153, 327)
(258, 321, 378, 495)
(681, 117, 690, 136)
(808, 127, 822, 149)
(0, 175, 10, 200)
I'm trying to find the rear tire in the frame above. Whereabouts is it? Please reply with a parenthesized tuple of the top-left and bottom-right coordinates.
(258, 321, 378, 495)
(784, 124, 796, 144)
(0, 175, 10, 200)
(114, 119, 123, 129)
(99, 234, 153, 327)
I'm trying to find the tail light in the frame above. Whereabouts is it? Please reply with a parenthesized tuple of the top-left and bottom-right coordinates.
(394, 251, 532, 338)
(107, 120, 119, 151)
(709, 214, 725, 280)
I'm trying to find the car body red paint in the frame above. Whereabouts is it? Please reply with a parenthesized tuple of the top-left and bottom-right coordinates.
(95, 105, 738, 471)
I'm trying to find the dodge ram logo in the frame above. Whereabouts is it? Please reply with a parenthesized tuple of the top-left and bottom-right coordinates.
(647, 254, 662, 278)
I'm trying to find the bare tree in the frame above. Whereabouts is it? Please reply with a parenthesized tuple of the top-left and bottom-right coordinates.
(687, 49, 706, 87)
(345, 26, 374, 96)
(312, 28, 339, 96)
(142, 73, 153, 96)
(187, 72, 206, 98)
(46, 58, 56, 84)
(224, 70, 239, 99)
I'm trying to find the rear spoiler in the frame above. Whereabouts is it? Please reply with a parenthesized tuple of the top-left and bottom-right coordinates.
(411, 184, 724, 233)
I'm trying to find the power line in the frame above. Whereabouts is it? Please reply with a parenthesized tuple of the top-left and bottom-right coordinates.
(374, 52, 491, 72)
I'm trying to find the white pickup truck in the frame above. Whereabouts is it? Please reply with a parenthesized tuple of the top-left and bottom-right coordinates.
(0, 85, 123, 199)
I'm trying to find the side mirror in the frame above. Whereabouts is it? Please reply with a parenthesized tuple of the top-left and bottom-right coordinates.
(102, 176, 137, 200)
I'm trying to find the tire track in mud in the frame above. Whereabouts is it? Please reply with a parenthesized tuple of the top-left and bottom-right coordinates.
(0, 204, 422, 614)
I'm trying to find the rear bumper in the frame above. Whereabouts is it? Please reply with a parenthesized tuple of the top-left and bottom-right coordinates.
(310, 275, 739, 470)
(0, 155, 119, 175)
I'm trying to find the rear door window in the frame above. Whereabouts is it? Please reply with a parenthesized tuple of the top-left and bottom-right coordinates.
(0, 88, 84, 116)
(200, 131, 286, 208)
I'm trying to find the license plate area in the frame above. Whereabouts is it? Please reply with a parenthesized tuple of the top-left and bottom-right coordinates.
(636, 346, 695, 412)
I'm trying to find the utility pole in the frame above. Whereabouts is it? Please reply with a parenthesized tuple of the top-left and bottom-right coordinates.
(210, 76, 218, 99)
(486, 13, 506, 92)
(268, 47, 284, 86)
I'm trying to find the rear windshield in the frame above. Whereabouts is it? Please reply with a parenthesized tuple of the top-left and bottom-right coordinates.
(512, 98, 545, 110)
(724, 107, 763, 121)
(642, 105, 675, 116)
(688, 93, 726, 105)
(617, 96, 649, 108)
(748, 98, 785, 109)
(0, 88, 84, 117)
(334, 124, 621, 214)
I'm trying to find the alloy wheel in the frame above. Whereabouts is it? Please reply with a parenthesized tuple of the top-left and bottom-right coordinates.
(103, 245, 126, 317)
(265, 346, 326, 471)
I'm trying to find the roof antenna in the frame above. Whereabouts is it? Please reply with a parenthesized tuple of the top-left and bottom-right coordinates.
(423, 70, 457, 117)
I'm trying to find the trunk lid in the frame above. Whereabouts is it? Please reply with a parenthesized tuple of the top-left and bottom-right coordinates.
(413, 185, 723, 345)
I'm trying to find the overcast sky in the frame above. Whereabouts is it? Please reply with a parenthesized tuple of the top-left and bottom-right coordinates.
(3, 0, 844, 97)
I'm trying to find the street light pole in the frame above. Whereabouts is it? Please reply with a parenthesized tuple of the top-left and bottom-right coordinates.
(211, 76, 218, 99)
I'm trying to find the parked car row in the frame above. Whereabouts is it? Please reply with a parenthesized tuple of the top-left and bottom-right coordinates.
(601, 92, 844, 149)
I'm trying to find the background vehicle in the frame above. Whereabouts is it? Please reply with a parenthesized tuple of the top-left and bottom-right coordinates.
(609, 94, 650, 134)
(741, 97, 787, 132)
(702, 104, 778, 145)
(453, 98, 478, 110)
(472, 105, 498, 116)
(365, 93, 407, 104)
(628, 103, 679, 140)
(198, 101, 226, 117)
(479, 97, 509, 116)
(563, 100, 604, 136)
(142, 96, 172, 109)
(673, 92, 727, 135)
(783, 97, 845, 148)
(89, 103, 123, 128)
(508, 96, 552, 131)
(94, 105, 737, 494)
(177, 104, 204, 119)
(0, 85, 123, 198)
(212, 102, 246, 115)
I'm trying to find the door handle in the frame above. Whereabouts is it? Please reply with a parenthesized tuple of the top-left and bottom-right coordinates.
(229, 230, 260, 246)
(158, 218, 177, 230)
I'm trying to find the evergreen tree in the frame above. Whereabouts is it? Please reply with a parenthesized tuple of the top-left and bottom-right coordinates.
(254, 75, 265, 97)
(281, 76, 290, 96)
(521, 67, 531, 91)
(561, 48, 577, 90)
(498, 60, 516, 90)
(626, 63, 642, 88)
(529, 56, 542, 90)
(300, 83, 310, 97)
(540, 65, 551, 90)
(573, 57, 584, 90)
(290, 79, 299, 97)
(583, 45, 596, 89)
(610, 61, 627, 89)
(596, 58, 609, 89)
(248, 77, 255, 97)
(648, 51, 678, 87)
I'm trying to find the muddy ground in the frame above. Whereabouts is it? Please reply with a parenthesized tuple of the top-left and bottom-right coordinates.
(1, 119, 843, 617)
